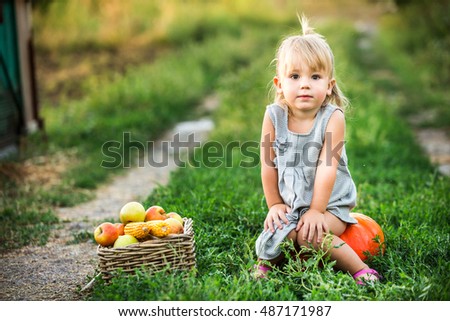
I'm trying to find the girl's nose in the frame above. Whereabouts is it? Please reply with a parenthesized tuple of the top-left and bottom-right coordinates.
(300, 79, 310, 89)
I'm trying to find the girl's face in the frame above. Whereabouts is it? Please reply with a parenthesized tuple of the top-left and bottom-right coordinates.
(274, 63, 335, 114)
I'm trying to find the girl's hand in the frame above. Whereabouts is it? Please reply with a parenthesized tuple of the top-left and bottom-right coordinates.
(296, 209, 329, 243)
(264, 204, 292, 233)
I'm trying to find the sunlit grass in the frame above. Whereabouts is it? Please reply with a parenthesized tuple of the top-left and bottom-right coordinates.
(33, 0, 290, 51)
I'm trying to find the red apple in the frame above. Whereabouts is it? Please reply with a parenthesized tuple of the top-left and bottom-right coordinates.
(114, 223, 125, 236)
(166, 212, 184, 226)
(164, 218, 184, 234)
(145, 205, 167, 221)
(94, 222, 120, 246)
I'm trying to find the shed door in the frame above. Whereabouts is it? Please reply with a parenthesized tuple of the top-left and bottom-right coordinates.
(0, 1, 22, 149)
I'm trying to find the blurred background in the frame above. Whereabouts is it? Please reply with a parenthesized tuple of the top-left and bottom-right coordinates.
(1, 0, 448, 155)
(32, 0, 385, 107)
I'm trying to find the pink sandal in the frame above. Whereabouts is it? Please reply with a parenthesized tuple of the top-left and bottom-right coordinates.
(253, 264, 271, 279)
(353, 268, 381, 285)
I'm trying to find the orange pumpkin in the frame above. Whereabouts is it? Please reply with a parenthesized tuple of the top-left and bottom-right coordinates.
(340, 213, 385, 261)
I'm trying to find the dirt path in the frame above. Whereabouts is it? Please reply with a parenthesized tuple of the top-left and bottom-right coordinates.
(414, 128, 450, 176)
(355, 22, 450, 177)
(0, 96, 217, 301)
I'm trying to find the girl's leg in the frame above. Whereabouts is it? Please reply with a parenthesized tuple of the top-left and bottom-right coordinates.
(253, 257, 280, 278)
(253, 230, 298, 278)
(296, 212, 379, 282)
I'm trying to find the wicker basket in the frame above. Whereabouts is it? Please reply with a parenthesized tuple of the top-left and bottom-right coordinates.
(97, 218, 196, 280)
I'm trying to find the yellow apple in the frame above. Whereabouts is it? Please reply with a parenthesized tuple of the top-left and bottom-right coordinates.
(145, 205, 167, 221)
(164, 218, 184, 234)
(120, 201, 146, 224)
(113, 234, 139, 248)
(94, 222, 120, 246)
(166, 212, 184, 226)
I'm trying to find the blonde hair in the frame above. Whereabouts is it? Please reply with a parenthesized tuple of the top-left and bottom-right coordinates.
(273, 15, 349, 110)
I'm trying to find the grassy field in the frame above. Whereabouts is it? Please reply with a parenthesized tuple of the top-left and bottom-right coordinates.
(1, 0, 448, 301)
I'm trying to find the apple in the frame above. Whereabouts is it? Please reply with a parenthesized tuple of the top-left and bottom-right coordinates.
(113, 234, 139, 248)
(145, 205, 167, 221)
(114, 223, 125, 236)
(94, 222, 120, 246)
(165, 217, 184, 234)
(166, 212, 184, 226)
(120, 201, 146, 224)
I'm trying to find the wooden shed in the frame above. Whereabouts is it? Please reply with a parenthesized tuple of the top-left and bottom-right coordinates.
(0, 0, 41, 157)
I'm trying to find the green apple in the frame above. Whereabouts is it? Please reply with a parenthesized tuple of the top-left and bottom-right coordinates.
(113, 234, 139, 248)
(119, 201, 146, 224)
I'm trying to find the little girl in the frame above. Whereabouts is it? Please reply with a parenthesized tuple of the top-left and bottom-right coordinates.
(254, 16, 380, 284)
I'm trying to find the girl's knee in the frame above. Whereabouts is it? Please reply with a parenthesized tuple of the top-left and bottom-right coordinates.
(295, 227, 321, 249)
(287, 229, 297, 242)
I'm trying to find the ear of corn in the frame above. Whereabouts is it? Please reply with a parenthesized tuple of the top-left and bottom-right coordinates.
(124, 221, 170, 239)
(147, 221, 170, 238)
(124, 222, 150, 239)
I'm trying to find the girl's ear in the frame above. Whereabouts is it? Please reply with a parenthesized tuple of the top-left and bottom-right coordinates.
(273, 76, 283, 93)
(327, 78, 336, 95)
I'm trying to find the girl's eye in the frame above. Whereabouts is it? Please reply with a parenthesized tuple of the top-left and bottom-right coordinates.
(290, 74, 300, 80)
(312, 74, 321, 80)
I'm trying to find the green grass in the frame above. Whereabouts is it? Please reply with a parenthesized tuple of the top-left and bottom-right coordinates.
(88, 21, 449, 300)
(0, 185, 60, 250)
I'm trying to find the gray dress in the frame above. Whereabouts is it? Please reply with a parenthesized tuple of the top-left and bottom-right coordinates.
(255, 103, 357, 260)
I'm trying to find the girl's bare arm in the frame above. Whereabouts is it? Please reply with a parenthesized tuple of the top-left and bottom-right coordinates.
(311, 110, 346, 212)
(260, 111, 290, 232)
